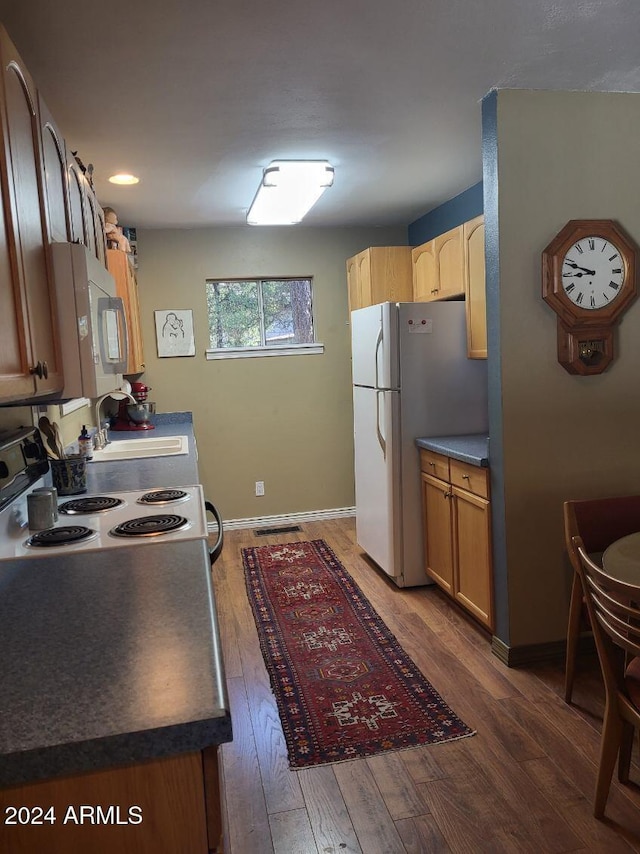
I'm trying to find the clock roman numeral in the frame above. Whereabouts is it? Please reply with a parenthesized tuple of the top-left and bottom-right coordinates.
(565, 283, 576, 293)
(575, 291, 584, 304)
(602, 292, 610, 302)
(611, 268, 622, 274)
(609, 253, 619, 261)
(588, 239, 595, 250)
(576, 244, 584, 254)
(609, 281, 620, 290)
(590, 295, 596, 307)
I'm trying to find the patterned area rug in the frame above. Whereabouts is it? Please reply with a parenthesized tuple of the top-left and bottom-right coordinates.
(242, 539, 475, 768)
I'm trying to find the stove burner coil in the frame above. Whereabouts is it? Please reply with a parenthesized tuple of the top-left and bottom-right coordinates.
(109, 514, 190, 538)
(27, 526, 97, 548)
(59, 496, 125, 515)
(138, 489, 189, 506)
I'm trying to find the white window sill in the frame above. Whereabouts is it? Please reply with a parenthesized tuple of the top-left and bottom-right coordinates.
(206, 343, 324, 360)
(59, 397, 90, 416)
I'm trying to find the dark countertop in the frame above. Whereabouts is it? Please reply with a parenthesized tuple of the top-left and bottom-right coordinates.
(0, 412, 232, 788)
(84, 411, 199, 492)
(415, 433, 490, 467)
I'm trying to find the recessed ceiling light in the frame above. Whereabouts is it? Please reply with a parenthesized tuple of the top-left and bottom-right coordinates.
(108, 173, 139, 185)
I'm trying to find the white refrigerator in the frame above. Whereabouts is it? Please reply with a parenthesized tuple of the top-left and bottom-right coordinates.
(351, 301, 488, 587)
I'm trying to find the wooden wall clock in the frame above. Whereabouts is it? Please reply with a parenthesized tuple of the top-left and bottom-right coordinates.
(542, 219, 638, 375)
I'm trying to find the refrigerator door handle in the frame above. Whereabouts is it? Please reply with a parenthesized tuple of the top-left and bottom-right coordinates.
(375, 389, 386, 457)
(374, 326, 383, 390)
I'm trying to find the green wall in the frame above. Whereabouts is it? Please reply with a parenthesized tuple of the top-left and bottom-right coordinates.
(135, 225, 407, 521)
(487, 89, 640, 649)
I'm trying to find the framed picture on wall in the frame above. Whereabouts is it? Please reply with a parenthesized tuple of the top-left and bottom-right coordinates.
(154, 309, 196, 357)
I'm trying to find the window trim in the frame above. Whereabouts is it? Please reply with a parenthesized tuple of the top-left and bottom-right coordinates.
(205, 275, 320, 358)
(205, 342, 324, 360)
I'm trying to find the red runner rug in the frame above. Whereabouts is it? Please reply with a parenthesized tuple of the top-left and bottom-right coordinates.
(242, 539, 475, 768)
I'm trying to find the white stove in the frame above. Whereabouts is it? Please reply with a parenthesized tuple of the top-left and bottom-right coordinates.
(0, 426, 214, 562)
(0, 482, 209, 561)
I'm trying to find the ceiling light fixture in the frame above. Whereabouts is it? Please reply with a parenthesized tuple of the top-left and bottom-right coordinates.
(247, 160, 334, 226)
(108, 173, 140, 185)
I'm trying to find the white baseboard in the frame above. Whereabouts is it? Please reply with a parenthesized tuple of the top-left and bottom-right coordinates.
(215, 506, 356, 532)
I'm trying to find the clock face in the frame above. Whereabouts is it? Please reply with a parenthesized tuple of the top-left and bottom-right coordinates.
(562, 236, 625, 310)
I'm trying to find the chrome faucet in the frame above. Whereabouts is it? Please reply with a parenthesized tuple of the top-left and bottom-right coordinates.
(94, 389, 137, 449)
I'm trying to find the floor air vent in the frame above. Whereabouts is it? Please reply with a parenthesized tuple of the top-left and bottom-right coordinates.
(255, 525, 302, 536)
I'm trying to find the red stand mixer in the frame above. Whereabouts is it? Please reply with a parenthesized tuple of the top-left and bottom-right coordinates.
(111, 382, 156, 431)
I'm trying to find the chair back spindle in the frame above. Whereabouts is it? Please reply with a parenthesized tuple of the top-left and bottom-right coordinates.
(563, 495, 640, 704)
(573, 534, 640, 818)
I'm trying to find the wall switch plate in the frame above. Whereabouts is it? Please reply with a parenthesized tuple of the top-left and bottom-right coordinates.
(255, 481, 265, 496)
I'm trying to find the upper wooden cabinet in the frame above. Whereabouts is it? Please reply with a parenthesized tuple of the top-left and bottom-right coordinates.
(411, 216, 488, 359)
(437, 227, 465, 300)
(346, 246, 412, 312)
(107, 249, 145, 375)
(40, 91, 107, 267)
(66, 154, 87, 246)
(84, 185, 107, 267)
(94, 202, 107, 267)
(412, 225, 465, 302)
(463, 215, 487, 359)
(38, 94, 70, 244)
(411, 239, 437, 301)
(346, 254, 359, 312)
(66, 151, 107, 267)
(0, 26, 63, 401)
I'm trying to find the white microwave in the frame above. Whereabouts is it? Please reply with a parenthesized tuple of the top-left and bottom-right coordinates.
(51, 242, 128, 399)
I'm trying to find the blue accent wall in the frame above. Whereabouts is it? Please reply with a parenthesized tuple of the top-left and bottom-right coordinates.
(407, 182, 484, 246)
(480, 89, 509, 647)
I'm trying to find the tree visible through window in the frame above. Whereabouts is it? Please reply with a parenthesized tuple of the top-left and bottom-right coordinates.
(206, 278, 315, 350)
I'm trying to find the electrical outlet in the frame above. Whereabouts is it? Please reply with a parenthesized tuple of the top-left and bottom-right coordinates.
(255, 481, 265, 497)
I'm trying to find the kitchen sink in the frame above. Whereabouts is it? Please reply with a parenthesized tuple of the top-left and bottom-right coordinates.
(90, 435, 189, 462)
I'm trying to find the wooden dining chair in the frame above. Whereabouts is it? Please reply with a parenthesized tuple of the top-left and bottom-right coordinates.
(563, 495, 640, 704)
(573, 535, 640, 818)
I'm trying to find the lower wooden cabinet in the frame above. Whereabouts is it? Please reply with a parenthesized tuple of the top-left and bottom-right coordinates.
(0, 748, 223, 854)
(452, 482, 492, 626)
(422, 472, 454, 593)
(420, 449, 493, 630)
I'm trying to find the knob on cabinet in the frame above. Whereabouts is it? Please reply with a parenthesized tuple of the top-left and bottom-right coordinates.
(29, 361, 49, 380)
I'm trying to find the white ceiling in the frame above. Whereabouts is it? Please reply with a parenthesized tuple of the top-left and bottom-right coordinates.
(0, 0, 638, 230)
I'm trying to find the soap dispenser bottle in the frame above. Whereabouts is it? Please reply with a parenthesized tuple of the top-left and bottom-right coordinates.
(78, 425, 93, 460)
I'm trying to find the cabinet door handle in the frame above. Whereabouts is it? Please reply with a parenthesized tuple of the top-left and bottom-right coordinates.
(42, 361, 49, 379)
(462, 474, 470, 480)
(375, 390, 386, 458)
(30, 361, 44, 379)
(428, 461, 435, 467)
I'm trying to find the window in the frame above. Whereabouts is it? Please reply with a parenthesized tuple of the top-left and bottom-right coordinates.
(205, 277, 323, 359)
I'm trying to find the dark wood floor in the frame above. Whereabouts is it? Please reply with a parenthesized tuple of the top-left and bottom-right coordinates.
(211, 518, 640, 853)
